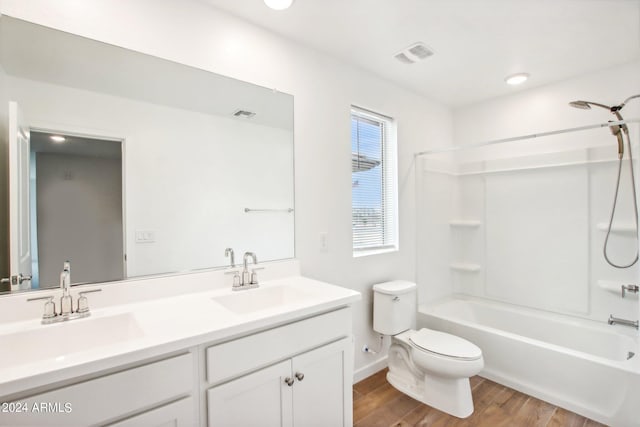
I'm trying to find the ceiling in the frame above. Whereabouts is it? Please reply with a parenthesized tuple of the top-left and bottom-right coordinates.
(204, 0, 640, 107)
(31, 131, 122, 159)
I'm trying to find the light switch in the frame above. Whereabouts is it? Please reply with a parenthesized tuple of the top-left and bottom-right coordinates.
(135, 230, 156, 243)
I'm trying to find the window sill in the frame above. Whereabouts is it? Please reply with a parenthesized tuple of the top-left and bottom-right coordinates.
(353, 246, 398, 258)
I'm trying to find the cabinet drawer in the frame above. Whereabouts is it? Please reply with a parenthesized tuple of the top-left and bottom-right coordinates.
(206, 307, 351, 384)
(2, 352, 194, 426)
(106, 396, 195, 427)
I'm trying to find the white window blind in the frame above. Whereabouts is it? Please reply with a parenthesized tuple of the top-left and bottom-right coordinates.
(351, 107, 398, 254)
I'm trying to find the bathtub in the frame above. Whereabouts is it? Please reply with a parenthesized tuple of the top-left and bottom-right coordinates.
(418, 297, 640, 427)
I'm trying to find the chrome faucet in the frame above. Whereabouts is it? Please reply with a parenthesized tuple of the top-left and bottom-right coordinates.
(243, 252, 258, 285)
(608, 314, 639, 330)
(60, 261, 72, 315)
(27, 261, 103, 324)
(225, 252, 262, 291)
(28, 288, 102, 324)
(224, 248, 235, 268)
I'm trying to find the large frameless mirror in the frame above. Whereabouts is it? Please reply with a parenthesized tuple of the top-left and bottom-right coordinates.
(0, 16, 295, 293)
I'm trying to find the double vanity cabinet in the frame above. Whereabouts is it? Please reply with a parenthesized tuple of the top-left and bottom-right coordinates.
(0, 273, 360, 427)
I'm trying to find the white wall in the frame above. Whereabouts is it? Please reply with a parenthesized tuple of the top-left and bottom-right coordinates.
(7, 76, 294, 278)
(36, 153, 123, 287)
(419, 62, 640, 322)
(0, 0, 453, 376)
(0, 65, 8, 283)
(454, 61, 640, 146)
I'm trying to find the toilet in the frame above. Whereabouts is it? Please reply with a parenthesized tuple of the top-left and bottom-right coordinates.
(373, 280, 483, 418)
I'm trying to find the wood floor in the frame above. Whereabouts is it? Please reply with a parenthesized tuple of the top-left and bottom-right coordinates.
(353, 370, 608, 427)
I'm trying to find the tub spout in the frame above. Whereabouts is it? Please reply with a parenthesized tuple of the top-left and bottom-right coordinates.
(608, 314, 639, 330)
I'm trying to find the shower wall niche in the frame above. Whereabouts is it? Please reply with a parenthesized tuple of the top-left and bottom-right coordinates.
(417, 122, 640, 322)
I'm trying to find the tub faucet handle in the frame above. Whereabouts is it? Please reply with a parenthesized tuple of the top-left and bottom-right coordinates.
(621, 284, 639, 298)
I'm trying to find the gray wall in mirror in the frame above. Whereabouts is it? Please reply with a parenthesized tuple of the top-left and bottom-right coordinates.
(0, 16, 295, 293)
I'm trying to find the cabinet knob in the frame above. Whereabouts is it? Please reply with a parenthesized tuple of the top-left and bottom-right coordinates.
(294, 372, 304, 381)
(284, 377, 294, 387)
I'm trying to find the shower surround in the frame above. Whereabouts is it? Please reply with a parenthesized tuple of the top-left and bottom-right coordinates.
(417, 121, 640, 426)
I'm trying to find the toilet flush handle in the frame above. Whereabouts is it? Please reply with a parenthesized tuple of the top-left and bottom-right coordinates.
(393, 296, 400, 302)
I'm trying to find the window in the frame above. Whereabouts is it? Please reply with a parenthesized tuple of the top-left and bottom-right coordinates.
(351, 106, 398, 255)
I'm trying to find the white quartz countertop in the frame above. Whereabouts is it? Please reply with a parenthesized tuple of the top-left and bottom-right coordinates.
(0, 276, 361, 397)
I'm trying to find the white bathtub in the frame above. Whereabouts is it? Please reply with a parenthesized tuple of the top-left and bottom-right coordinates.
(418, 297, 640, 427)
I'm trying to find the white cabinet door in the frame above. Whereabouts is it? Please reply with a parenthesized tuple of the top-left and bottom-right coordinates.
(106, 397, 195, 427)
(291, 338, 352, 427)
(207, 360, 293, 427)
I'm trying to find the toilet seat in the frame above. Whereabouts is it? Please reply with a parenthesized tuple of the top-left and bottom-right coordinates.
(409, 329, 482, 361)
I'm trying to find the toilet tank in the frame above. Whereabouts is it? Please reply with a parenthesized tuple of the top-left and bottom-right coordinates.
(373, 281, 417, 335)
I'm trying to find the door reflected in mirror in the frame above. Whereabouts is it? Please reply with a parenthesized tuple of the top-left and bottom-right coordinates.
(30, 131, 124, 290)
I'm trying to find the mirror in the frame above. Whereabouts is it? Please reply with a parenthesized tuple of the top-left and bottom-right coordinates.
(0, 16, 295, 293)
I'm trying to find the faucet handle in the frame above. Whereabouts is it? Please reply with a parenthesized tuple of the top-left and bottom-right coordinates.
(250, 267, 265, 285)
(622, 284, 640, 298)
(76, 289, 102, 314)
(27, 295, 57, 321)
(225, 270, 241, 288)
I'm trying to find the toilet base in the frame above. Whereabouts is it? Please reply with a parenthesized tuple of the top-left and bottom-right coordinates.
(386, 340, 477, 418)
(387, 369, 474, 418)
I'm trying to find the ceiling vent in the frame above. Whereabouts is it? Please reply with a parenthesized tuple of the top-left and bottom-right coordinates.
(233, 109, 256, 118)
(394, 42, 434, 64)
(394, 52, 415, 64)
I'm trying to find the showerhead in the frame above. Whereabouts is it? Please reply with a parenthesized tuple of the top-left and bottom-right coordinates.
(568, 100, 592, 110)
(569, 95, 640, 113)
(568, 100, 612, 111)
(569, 98, 624, 158)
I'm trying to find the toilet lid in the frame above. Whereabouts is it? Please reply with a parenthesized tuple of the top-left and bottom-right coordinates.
(409, 328, 482, 361)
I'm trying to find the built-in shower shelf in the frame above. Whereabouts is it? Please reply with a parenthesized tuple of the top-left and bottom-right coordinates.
(448, 220, 482, 228)
(449, 263, 482, 272)
(596, 223, 637, 233)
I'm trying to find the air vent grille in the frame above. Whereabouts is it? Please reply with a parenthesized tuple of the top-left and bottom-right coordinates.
(233, 109, 256, 118)
(394, 42, 434, 64)
(408, 44, 433, 59)
(394, 52, 415, 64)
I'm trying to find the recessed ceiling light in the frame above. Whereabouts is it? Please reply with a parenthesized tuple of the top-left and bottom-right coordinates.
(264, 0, 294, 10)
(505, 73, 530, 85)
(50, 135, 66, 143)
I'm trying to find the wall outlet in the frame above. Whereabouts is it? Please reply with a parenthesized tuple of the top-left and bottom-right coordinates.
(319, 232, 328, 252)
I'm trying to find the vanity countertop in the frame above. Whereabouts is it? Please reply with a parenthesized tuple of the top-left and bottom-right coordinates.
(0, 275, 361, 397)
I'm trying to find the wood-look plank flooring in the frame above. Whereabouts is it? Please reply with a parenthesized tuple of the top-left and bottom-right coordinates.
(353, 369, 608, 427)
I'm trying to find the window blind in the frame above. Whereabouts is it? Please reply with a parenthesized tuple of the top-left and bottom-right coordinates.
(351, 107, 397, 253)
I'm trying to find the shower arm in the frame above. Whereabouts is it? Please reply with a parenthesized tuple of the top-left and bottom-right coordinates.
(620, 94, 640, 109)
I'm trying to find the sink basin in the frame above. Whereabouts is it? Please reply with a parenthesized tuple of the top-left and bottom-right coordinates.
(0, 313, 144, 366)
(212, 285, 314, 315)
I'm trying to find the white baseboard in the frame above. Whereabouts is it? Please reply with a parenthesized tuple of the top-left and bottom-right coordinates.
(353, 356, 388, 384)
